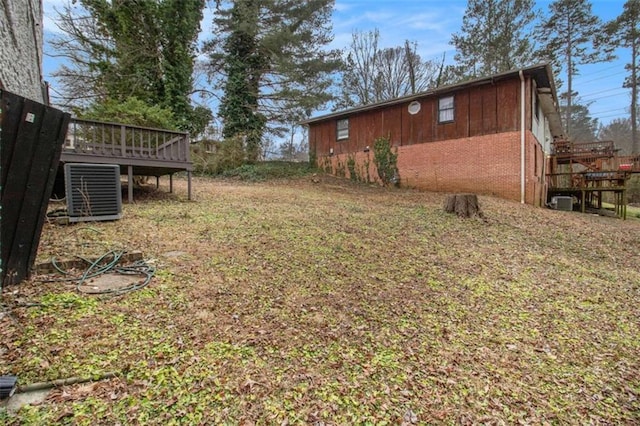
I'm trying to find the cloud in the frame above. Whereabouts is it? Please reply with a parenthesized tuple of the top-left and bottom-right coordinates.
(330, 2, 464, 49)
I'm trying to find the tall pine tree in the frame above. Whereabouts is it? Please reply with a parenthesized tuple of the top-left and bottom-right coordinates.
(603, 0, 640, 154)
(598, 118, 634, 155)
(536, 0, 614, 138)
(451, 0, 538, 79)
(213, 0, 264, 162)
(205, 0, 340, 163)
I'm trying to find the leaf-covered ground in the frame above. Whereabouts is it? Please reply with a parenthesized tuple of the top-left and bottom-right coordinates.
(2, 175, 639, 425)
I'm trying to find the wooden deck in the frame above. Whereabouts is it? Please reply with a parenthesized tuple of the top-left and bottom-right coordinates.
(60, 118, 193, 202)
(547, 139, 640, 219)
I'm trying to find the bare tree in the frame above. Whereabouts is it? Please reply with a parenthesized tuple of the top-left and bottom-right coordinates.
(48, 4, 112, 108)
(335, 29, 440, 109)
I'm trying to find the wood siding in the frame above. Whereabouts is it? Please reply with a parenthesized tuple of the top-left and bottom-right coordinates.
(310, 76, 525, 157)
(308, 75, 552, 205)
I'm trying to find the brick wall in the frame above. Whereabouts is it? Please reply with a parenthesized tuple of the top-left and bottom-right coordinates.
(0, 1, 45, 103)
(318, 130, 547, 205)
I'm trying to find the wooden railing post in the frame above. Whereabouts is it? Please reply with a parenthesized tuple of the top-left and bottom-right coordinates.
(121, 124, 126, 156)
(185, 134, 191, 162)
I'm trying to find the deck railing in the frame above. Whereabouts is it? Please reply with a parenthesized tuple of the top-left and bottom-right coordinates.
(608, 154, 640, 172)
(63, 118, 190, 164)
(546, 171, 630, 190)
(552, 140, 617, 159)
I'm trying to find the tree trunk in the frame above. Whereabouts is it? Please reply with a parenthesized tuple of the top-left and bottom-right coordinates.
(444, 193, 484, 218)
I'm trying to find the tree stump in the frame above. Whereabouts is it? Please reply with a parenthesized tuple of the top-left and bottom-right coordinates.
(444, 193, 484, 219)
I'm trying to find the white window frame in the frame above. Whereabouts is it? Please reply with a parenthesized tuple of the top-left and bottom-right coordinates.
(337, 118, 349, 140)
(438, 95, 455, 123)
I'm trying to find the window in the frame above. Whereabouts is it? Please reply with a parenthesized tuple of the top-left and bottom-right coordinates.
(337, 118, 349, 140)
(438, 95, 454, 123)
(408, 101, 421, 115)
(534, 95, 540, 121)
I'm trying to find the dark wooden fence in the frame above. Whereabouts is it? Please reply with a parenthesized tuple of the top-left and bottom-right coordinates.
(1, 90, 70, 287)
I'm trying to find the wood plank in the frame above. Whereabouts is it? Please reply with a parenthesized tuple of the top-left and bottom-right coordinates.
(1, 90, 69, 286)
(2, 98, 43, 284)
(483, 84, 498, 134)
(497, 79, 519, 132)
(26, 109, 69, 272)
(0, 92, 25, 187)
(383, 105, 402, 146)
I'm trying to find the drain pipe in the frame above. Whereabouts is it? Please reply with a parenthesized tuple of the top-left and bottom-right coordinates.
(519, 70, 526, 204)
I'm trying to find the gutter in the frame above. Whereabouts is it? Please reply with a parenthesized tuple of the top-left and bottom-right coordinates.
(519, 70, 525, 204)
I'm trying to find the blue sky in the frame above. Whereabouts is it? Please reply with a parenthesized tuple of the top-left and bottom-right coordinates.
(42, 0, 631, 127)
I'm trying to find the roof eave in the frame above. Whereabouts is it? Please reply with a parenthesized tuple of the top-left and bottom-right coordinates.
(300, 63, 562, 128)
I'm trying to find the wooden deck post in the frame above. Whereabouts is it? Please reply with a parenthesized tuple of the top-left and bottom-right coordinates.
(188, 171, 192, 200)
(128, 165, 133, 203)
(169, 174, 173, 193)
(156, 176, 160, 189)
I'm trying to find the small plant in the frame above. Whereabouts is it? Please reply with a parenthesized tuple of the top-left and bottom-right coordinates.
(363, 155, 371, 183)
(336, 159, 346, 178)
(373, 136, 399, 186)
(308, 149, 318, 170)
(346, 155, 358, 181)
(321, 157, 332, 174)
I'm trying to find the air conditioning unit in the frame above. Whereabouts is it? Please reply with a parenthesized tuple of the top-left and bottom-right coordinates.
(550, 195, 573, 212)
(64, 163, 122, 222)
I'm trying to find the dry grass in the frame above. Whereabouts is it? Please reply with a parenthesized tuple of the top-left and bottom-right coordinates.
(2, 175, 640, 425)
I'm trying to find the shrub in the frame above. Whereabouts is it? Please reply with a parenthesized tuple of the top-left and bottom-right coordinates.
(221, 161, 313, 181)
(191, 135, 246, 175)
(373, 136, 399, 186)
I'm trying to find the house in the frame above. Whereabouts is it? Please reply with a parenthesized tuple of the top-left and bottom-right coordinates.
(302, 63, 565, 206)
(0, 0, 47, 103)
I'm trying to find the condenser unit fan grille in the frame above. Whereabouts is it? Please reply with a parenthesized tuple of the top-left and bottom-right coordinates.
(64, 163, 122, 222)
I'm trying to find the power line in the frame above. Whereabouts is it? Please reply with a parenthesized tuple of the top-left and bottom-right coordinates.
(590, 106, 628, 115)
(575, 64, 624, 78)
(580, 87, 627, 99)
(592, 112, 629, 120)
(573, 70, 627, 85)
(582, 91, 629, 101)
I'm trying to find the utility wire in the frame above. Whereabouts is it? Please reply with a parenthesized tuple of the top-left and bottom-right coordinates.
(573, 64, 625, 82)
(573, 70, 627, 85)
(590, 107, 628, 115)
(593, 113, 629, 120)
(580, 87, 627, 99)
(582, 91, 629, 101)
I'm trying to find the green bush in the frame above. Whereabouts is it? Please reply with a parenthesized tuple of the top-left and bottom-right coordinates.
(347, 155, 358, 181)
(191, 136, 245, 175)
(373, 136, 399, 186)
(221, 161, 314, 181)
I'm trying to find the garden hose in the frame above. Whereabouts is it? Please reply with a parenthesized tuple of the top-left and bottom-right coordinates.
(48, 250, 155, 295)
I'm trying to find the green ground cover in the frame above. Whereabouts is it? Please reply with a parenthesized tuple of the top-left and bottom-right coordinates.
(2, 175, 639, 424)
